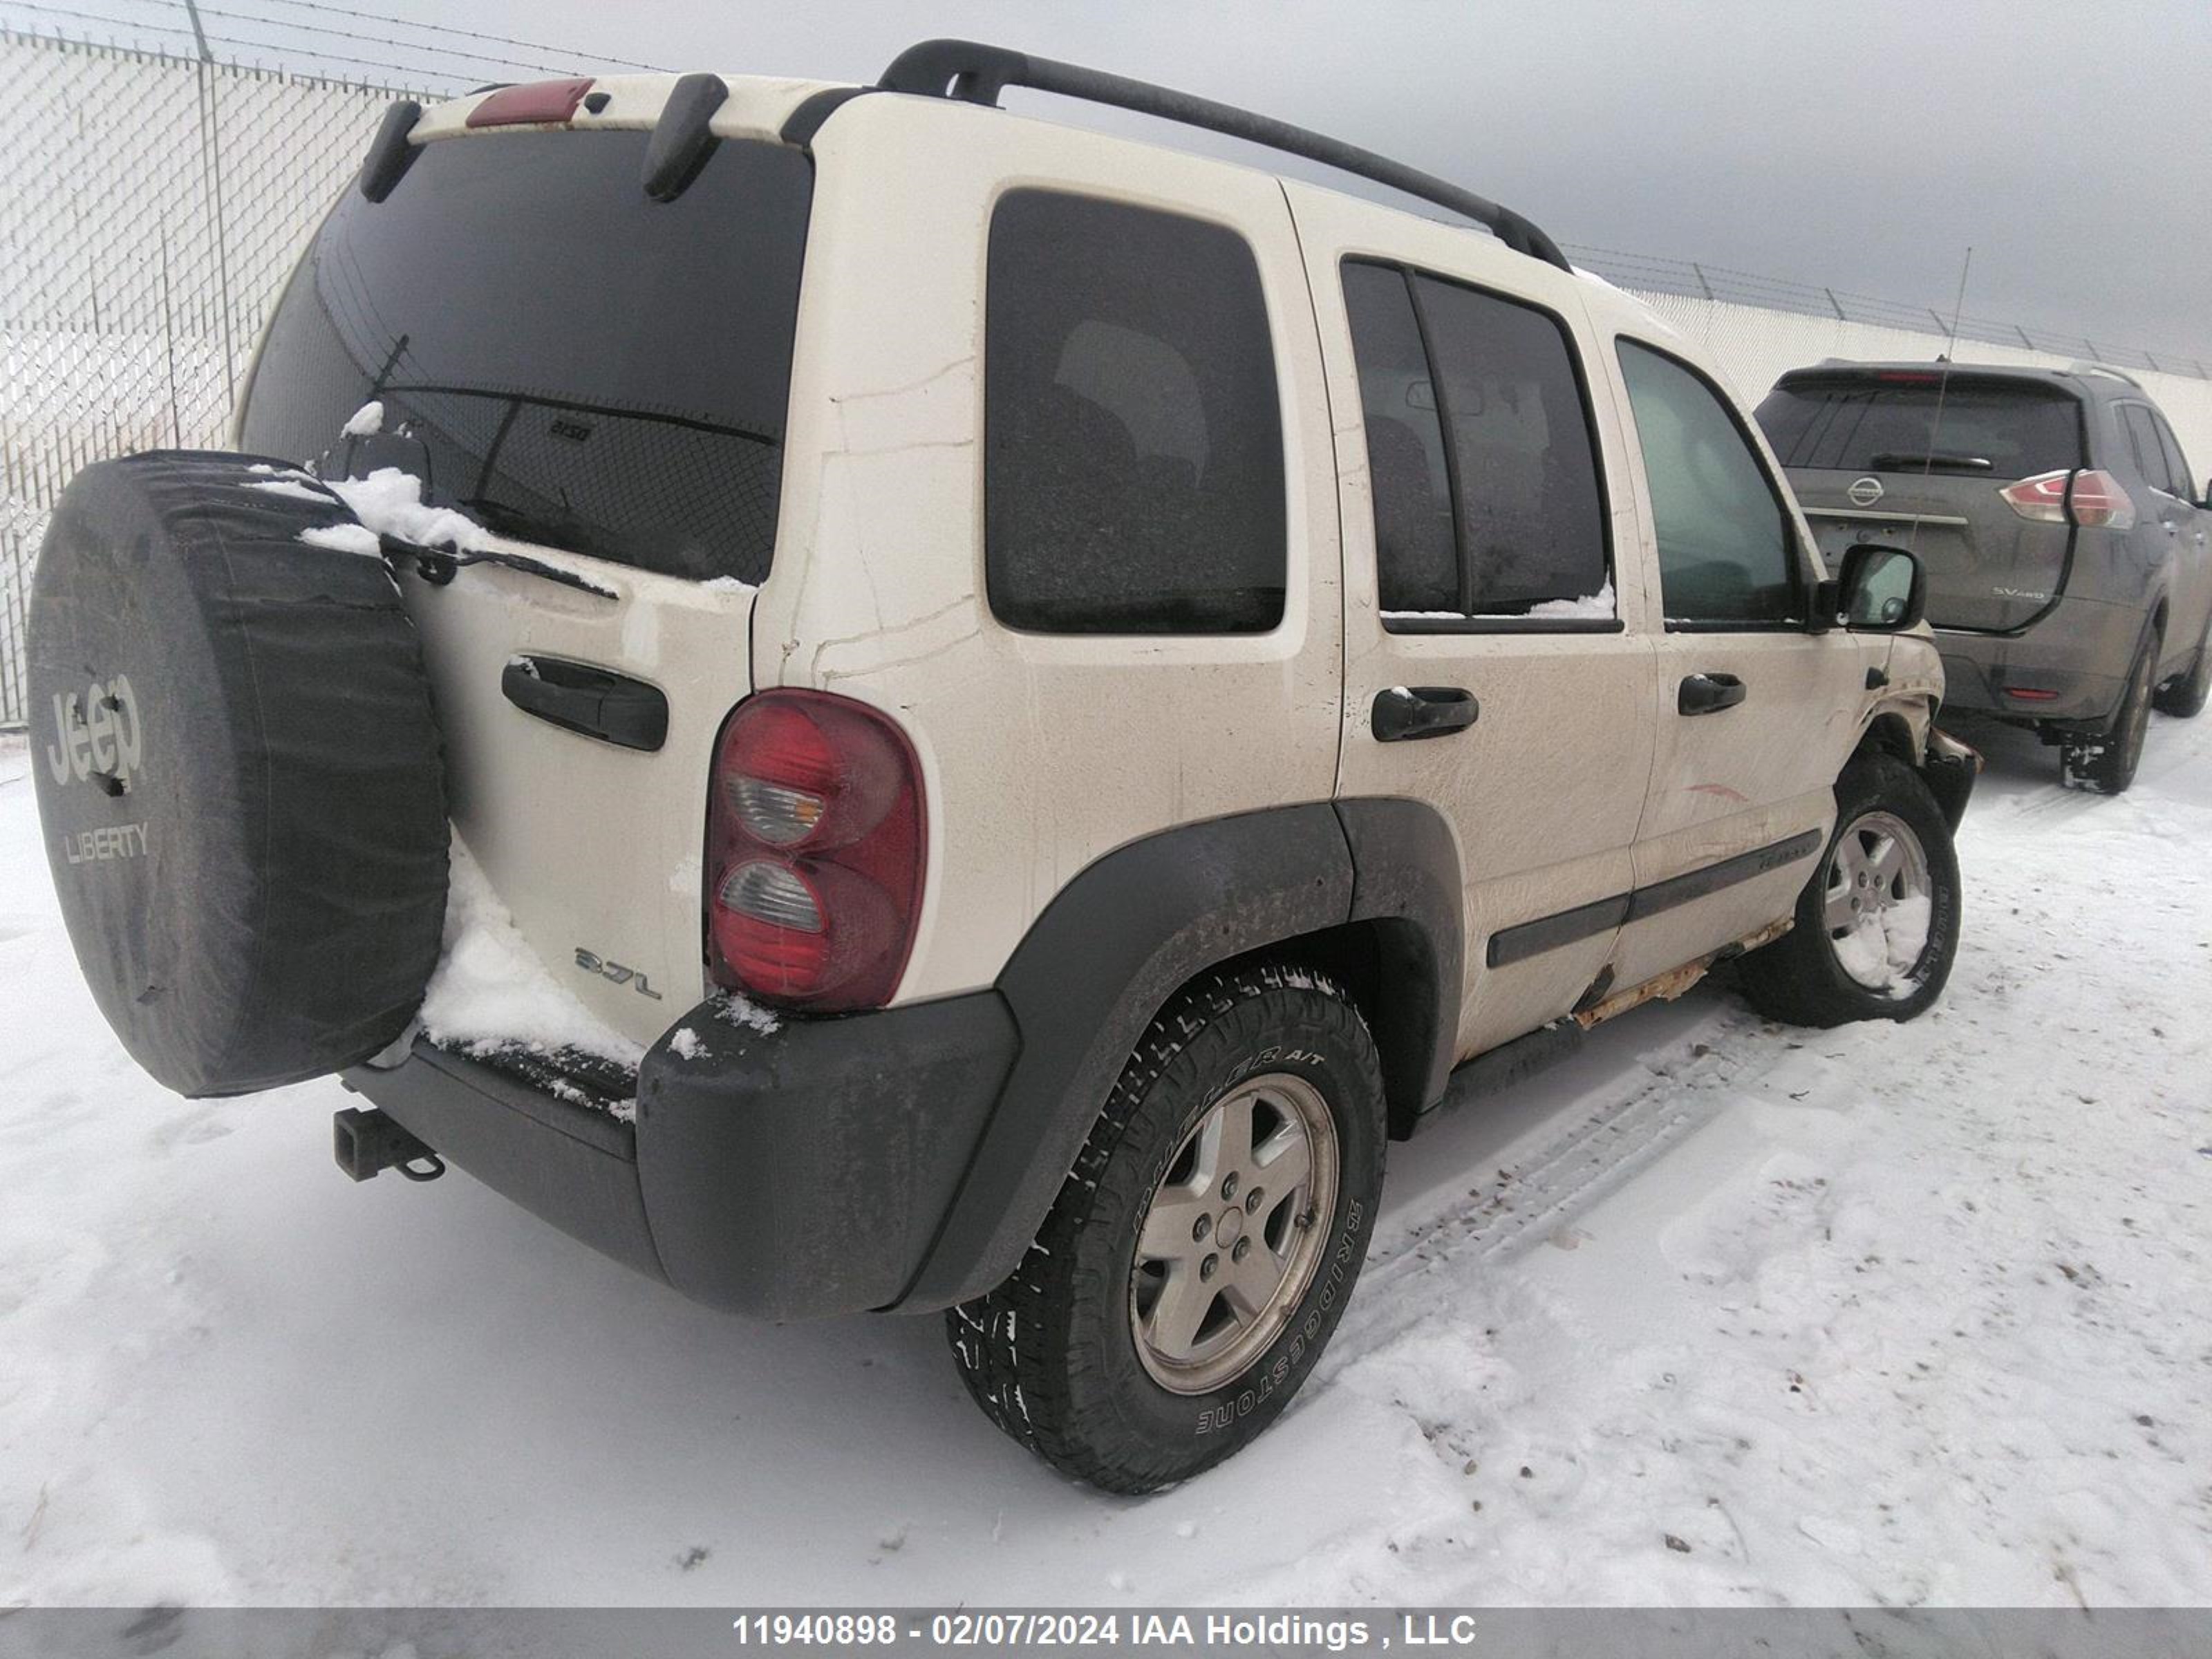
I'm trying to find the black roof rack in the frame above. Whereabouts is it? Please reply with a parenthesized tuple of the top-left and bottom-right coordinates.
(873, 39, 1572, 274)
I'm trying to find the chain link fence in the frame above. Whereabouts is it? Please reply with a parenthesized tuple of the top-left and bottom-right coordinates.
(3, 26, 2209, 727)
(1, 28, 409, 725)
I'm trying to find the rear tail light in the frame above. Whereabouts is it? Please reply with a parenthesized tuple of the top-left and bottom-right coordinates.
(2062, 469, 2135, 529)
(706, 691, 925, 1011)
(1999, 468, 2134, 529)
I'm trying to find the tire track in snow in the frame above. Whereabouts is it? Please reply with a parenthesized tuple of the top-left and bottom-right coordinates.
(1336, 1008, 1766, 1360)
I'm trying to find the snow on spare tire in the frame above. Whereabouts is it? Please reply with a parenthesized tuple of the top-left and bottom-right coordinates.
(28, 450, 448, 1097)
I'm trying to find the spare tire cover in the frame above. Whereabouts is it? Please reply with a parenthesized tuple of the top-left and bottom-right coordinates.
(28, 451, 448, 1098)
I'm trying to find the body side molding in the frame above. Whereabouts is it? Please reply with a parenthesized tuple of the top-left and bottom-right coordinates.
(1485, 829, 1824, 971)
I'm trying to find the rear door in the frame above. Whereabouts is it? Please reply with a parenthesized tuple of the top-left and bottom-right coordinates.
(1756, 371, 2085, 632)
(236, 126, 815, 1046)
(2119, 402, 2212, 652)
(1608, 339, 1874, 989)
(2148, 408, 2212, 652)
(1286, 182, 1659, 1060)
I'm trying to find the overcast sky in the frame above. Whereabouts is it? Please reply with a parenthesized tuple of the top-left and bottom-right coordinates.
(109, 0, 2212, 358)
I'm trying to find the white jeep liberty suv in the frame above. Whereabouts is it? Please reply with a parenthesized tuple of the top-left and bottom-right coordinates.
(30, 41, 1977, 1492)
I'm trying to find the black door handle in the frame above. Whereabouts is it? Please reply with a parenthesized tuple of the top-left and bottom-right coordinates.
(503, 655, 669, 751)
(1678, 672, 1747, 715)
(1371, 685, 1479, 742)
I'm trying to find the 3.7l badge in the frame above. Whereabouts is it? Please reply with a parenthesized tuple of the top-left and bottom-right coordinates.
(574, 946, 662, 1000)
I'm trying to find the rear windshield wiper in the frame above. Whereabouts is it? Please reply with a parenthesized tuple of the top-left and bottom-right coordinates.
(377, 531, 619, 601)
(1868, 450, 1994, 473)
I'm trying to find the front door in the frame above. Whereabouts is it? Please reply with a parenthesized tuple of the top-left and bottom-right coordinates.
(1604, 340, 1876, 990)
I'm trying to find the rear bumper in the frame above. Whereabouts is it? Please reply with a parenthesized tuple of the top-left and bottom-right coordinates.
(341, 990, 1018, 1320)
(1933, 596, 2143, 726)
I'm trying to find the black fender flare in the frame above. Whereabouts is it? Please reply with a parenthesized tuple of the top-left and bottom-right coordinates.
(897, 798, 1463, 1311)
(1333, 797, 1463, 1132)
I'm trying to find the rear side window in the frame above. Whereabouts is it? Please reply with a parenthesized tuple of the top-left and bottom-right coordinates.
(1619, 341, 1801, 626)
(2119, 406, 2175, 493)
(240, 133, 812, 583)
(2152, 411, 2198, 502)
(1755, 375, 2083, 480)
(1342, 261, 1609, 620)
(2121, 404, 2193, 498)
(984, 191, 1286, 635)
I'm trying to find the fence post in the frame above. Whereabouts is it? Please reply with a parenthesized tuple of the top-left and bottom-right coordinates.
(185, 0, 239, 406)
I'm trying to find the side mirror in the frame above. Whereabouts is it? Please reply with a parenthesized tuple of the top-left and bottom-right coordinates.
(1835, 543, 1925, 631)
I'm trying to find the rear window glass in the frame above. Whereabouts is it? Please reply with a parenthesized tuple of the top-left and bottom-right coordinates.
(984, 190, 1286, 635)
(239, 132, 812, 583)
(1754, 377, 2083, 480)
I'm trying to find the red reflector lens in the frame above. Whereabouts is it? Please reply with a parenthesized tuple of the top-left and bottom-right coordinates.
(2004, 687, 2060, 702)
(466, 77, 596, 129)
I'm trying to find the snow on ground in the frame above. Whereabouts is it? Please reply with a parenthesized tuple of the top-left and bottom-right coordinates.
(0, 711, 2207, 1608)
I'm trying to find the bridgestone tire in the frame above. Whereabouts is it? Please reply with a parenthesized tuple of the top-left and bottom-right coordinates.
(2153, 619, 2211, 719)
(946, 964, 1386, 1493)
(28, 451, 448, 1098)
(1736, 753, 1961, 1029)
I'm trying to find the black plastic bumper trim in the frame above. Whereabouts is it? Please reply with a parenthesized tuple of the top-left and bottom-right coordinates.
(340, 990, 1020, 1321)
(343, 1042, 661, 1281)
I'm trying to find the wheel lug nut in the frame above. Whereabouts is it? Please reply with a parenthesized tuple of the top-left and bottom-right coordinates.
(1245, 1187, 1264, 1213)
(1221, 1173, 1239, 1201)
(1200, 1253, 1219, 1281)
(1192, 1215, 1211, 1242)
(1232, 1238, 1252, 1263)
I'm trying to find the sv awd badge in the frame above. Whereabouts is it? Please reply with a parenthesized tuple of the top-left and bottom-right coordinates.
(575, 947, 663, 1000)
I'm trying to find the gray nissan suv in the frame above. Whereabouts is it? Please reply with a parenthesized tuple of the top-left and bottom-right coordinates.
(1757, 361, 2212, 793)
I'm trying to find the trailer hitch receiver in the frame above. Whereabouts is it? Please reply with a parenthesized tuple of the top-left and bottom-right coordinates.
(332, 1107, 446, 1183)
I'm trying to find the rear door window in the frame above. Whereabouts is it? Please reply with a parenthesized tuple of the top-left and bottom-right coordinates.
(1619, 341, 1802, 626)
(2152, 410, 2198, 502)
(984, 191, 1286, 635)
(240, 132, 813, 583)
(1342, 261, 1609, 622)
(1340, 263, 1457, 612)
(2119, 405, 2177, 493)
(1756, 377, 2084, 480)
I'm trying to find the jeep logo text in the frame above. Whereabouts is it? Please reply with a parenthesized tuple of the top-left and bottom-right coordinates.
(46, 675, 143, 793)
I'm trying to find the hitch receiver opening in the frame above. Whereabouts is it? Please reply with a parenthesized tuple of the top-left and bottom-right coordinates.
(332, 1106, 445, 1183)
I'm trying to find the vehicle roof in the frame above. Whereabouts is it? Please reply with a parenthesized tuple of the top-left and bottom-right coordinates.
(413, 71, 1665, 332)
